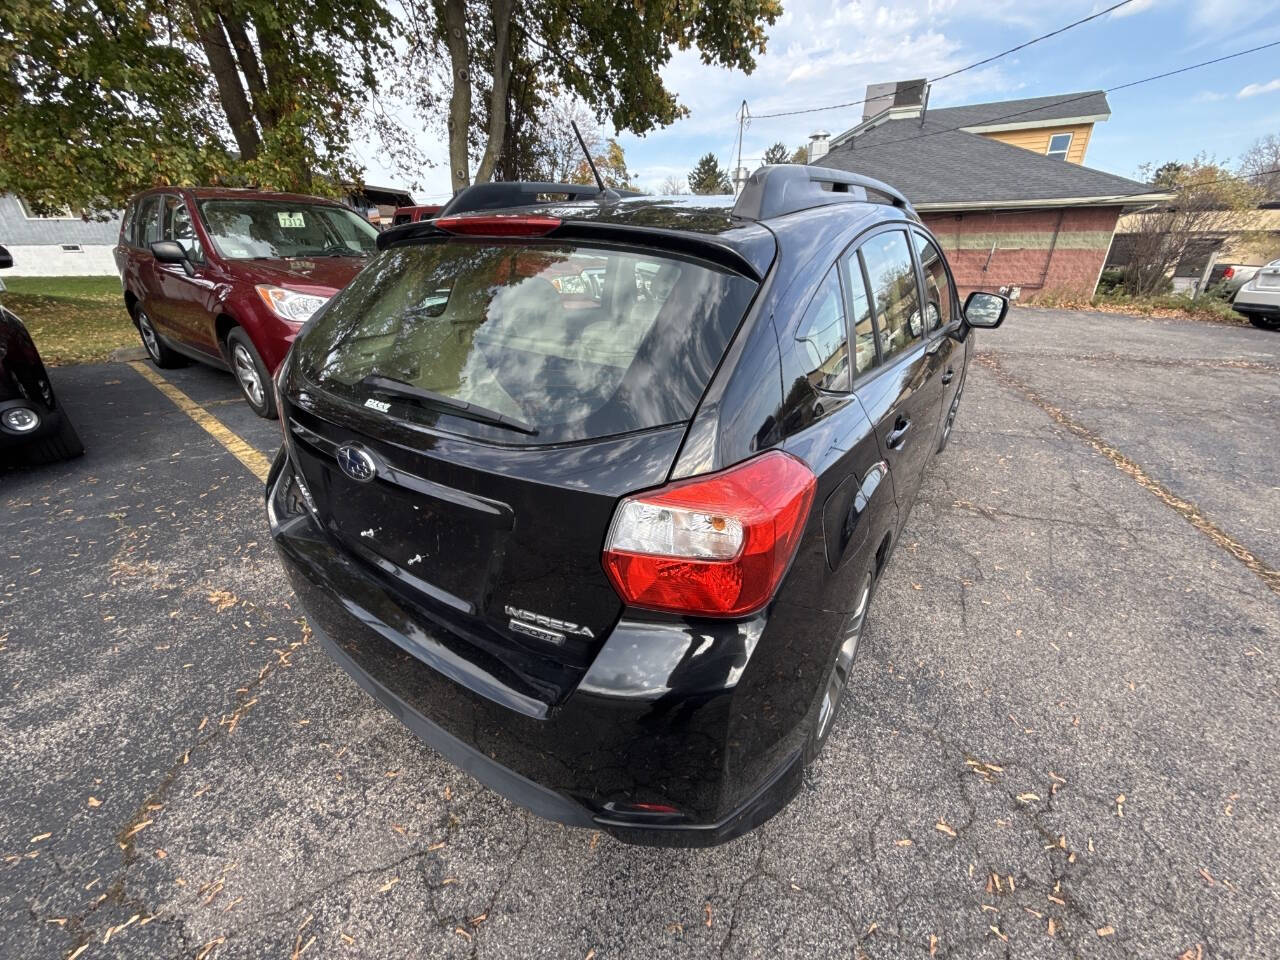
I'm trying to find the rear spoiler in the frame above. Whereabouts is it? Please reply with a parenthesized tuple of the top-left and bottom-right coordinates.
(378, 213, 771, 282)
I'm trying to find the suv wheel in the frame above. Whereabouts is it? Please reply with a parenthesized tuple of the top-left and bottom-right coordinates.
(226, 327, 277, 419)
(805, 572, 873, 764)
(1248, 314, 1279, 331)
(136, 307, 186, 369)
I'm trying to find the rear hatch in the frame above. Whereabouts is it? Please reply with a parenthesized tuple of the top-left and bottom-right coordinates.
(285, 229, 761, 704)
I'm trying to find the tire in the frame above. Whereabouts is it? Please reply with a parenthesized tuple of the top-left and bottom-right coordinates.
(804, 572, 873, 765)
(135, 306, 187, 369)
(226, 327, 277, 419)
(937, 367, 966, 453)
(13, 412, 84, 467)
(1247, 314, 1280, 331)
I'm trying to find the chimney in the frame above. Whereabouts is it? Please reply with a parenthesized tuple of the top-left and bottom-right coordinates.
(861, 79, 926, 121)
(807, 130, 830, 164)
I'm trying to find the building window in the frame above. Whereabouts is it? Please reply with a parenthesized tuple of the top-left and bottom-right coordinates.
(18, 197, 78, 220)
(1046, 133, 1073, 161)
(60, 244, 84, 253)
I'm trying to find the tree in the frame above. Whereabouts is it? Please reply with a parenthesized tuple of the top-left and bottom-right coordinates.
(0, 0, 392, 215)
(1239, 133, 1280, 202)
(659, 174, 689, 195)
(399, 0, 782, 190)
(1121, 156, 1263, 296)
(790, 145, 808, 164)
(1151, 161, 1185, 188)
(688, 153, 731, 195)
(762, 142, 791, 165)
(491, 91, 633, 187)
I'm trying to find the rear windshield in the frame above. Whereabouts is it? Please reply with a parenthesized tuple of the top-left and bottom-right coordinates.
(295, 240, 758, 444)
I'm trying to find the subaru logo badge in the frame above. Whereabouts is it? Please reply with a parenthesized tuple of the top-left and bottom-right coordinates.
(336, 444, 377, 483)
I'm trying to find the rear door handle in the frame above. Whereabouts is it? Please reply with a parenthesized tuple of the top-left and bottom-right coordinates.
(941, 369, 955, 385)
(887, 417, 911, 449)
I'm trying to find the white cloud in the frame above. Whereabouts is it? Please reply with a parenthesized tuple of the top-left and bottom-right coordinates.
(1238, 79, 1280, 99)
(1109, 0, 1158, 18)
(1191, 90, 1227, 103)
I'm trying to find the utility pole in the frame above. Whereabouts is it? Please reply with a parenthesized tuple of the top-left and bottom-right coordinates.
(734, 100, 749, 195)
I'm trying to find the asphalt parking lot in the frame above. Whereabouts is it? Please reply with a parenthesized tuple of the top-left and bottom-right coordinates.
(2, 307, 1277, 959)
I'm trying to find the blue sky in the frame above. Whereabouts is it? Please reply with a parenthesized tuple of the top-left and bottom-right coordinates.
(357, 0, 1280, 199)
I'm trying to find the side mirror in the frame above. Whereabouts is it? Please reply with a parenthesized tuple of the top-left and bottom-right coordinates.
(963, 291, 1008, 329)
(0, 244, 12, 270)
(150, 240, 194, 276)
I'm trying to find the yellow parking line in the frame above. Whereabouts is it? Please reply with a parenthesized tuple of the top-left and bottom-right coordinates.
(128, 361, 272, 482)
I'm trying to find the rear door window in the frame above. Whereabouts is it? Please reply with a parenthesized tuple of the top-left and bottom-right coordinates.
(841, 251, 880, 375)
(913, 233, 953, 332)
(860, 229, 922, 362)
(297, 241, 758, 445)
(794, 266, 850, 392)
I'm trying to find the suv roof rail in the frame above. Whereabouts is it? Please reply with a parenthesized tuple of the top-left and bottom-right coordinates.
(438, 181, 644, 217)
(732, 164, 913, 221)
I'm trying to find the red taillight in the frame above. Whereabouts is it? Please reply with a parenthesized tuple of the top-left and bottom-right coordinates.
(602, 451, 817, 617)
(1222, 266, 1235, 280)
(434, 214, 561, 237)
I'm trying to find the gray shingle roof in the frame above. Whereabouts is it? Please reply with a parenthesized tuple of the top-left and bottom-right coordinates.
(820, 117, 1159, 208)
(926, 90, 1111, 129)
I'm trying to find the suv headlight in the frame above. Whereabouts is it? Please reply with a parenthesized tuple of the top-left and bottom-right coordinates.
(256, 285, 330, 324)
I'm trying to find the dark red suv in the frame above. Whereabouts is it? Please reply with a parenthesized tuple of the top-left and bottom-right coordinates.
(115, 188, 378, 417)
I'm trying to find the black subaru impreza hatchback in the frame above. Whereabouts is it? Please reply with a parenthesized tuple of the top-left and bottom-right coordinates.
(267, 165, 1007, 845)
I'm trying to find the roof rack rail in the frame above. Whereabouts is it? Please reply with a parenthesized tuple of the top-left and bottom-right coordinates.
(732, 164, 913, 221)
(437, 181, 643, 218)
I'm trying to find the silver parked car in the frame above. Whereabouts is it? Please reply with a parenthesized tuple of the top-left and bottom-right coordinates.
(1232, 258, 1280, 330)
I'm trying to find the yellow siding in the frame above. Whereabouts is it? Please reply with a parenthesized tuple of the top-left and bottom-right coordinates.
(979, 123, 1094, 164)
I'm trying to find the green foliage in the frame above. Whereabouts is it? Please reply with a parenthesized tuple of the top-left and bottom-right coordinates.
(762, 142, 790, 165)
(402, 0, 782, 186)
(0, 0, 393, 214)
(688, 152, 731, 195)
(1150, 161, 1184, 189)
(789, 146, 808, 164)
(0, 0, 229, 214)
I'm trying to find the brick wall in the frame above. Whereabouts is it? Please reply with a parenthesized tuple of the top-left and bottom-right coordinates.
(921, 206, 1120, 299)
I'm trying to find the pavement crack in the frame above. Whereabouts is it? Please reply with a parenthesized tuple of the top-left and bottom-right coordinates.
(975, 352, 1280, 597)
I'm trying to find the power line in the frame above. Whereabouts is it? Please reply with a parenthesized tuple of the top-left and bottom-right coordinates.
(751, 0, 1138, 120)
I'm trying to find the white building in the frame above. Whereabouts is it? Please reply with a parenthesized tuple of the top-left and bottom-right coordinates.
(0, 195, 121, 276)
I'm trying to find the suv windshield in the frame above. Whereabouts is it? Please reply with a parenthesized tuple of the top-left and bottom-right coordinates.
(197, 199, 378, 260)
(296, 240, 758, 444)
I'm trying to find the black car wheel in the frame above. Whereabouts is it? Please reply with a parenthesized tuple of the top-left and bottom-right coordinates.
(227, 328, 277, 419)
(937, 367, 966, 453)
(10, 413, 84, 468)
(1247, 314, 1279, 331)
(136, 307, 187, 368)
(805, 572, 873, 764)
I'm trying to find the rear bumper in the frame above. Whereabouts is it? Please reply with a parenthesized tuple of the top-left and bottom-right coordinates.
(266, 450, 807, 846)
(1233, 288, 1280, 315)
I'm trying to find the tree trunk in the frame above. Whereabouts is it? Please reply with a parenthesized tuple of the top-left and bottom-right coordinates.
(441, 0, 472, 190)
(472, 0, 515, 185)
(190, 0, 260, 160)
(220, 11, 274, 130)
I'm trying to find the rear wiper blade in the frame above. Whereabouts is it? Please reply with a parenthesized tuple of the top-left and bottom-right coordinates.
(358, 375, 538, 436)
